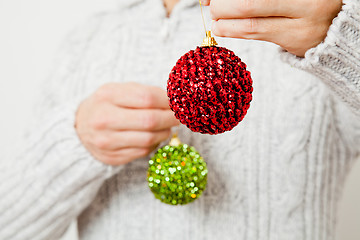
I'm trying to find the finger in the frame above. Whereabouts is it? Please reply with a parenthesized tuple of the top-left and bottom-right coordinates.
(97, 105, 180, 131)
(92, 129, 171, 150)
(92, 147, 154, 166)
(210, 0, 306, 20)
(201, 0, 210, 6)
(212, 17, 294, 46)
(97, 82, 170, 109)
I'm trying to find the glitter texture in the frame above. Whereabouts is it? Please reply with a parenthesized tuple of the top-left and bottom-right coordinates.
(167, 46, 253, 134)
(147, 144, 207, 205)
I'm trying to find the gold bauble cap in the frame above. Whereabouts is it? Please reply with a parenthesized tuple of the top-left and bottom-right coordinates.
(201, 31, 218, 47)
(169, 134, 182, 146)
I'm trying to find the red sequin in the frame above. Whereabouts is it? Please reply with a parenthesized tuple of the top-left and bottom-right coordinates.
(167, 46, 253, 134)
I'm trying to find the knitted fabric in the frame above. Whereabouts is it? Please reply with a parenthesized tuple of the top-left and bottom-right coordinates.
(1, 0, 359, 239)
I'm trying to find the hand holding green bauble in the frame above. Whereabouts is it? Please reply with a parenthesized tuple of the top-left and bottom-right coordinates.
(147, 135, 208, 205)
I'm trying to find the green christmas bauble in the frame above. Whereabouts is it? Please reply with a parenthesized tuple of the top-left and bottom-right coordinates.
(147, 137, 207, 205)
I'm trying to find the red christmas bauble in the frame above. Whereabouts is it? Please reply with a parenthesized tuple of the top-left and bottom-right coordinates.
(167, 46, 253, 134)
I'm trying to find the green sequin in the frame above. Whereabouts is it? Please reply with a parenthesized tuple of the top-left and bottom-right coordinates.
(147, 144, 208, 205)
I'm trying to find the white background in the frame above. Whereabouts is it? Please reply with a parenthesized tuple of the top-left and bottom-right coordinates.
(0, 1, 359, 239)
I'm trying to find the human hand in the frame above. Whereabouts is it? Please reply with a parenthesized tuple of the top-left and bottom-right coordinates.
(75, 82, 179, 166)
(201, 0, 342, 57)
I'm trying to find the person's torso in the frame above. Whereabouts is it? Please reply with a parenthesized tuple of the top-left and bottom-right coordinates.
(72, 1, 353, 239)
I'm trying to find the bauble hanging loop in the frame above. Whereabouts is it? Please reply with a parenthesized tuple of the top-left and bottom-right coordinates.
(201, 31, 218, 47)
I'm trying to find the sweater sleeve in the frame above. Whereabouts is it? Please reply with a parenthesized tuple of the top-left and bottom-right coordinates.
(279, 0, 360, 115)
(0, 13, 122, 240)
(279, 0, 360, 156)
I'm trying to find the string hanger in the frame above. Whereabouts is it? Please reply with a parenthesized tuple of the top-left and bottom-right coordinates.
(199, 0, 218, 47)
(199, 0, 207, 35)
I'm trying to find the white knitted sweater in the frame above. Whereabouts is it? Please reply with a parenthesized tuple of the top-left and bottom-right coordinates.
(1, 0, 360, 239)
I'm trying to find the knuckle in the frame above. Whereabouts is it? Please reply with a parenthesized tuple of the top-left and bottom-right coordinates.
(142, 111, 157, 130)
(140, 90, 155, 108)
(94, 83, 113, 101)
(93, 135, 111, 149)
(242, 18, 258, 35)
(142, 133, 157, 147)
(89, 115, 108, 130)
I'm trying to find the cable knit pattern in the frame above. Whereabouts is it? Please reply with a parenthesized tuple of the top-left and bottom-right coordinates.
(1, 0, 359, 240)
(280, 0, 360, 114)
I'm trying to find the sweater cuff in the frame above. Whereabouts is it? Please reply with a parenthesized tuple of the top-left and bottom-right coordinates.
(57, 96, 122, 179)
(0, 96, 123, 239)
(28, 95, 123, 181)
(279, 0, 360, 114)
